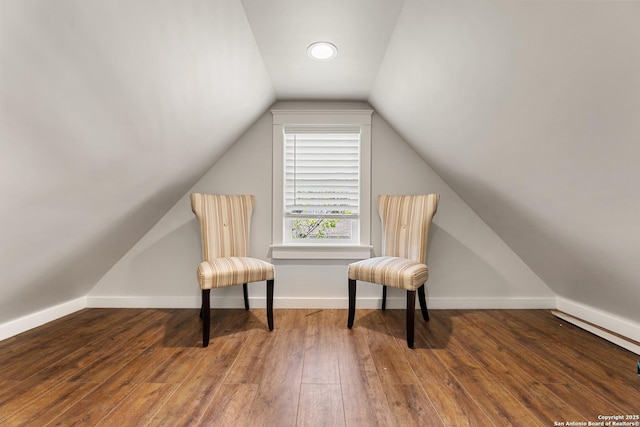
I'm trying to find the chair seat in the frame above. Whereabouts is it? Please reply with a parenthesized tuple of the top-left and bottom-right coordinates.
(197, 257, 275, 290)
(348, 256, 429, 291)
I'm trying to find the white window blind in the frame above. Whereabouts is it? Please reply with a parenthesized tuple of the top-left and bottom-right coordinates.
(284, 130, 360, 219)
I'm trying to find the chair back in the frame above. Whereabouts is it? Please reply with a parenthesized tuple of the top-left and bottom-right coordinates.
(378, 194, 439, 263)
(190, 193, 254, 260)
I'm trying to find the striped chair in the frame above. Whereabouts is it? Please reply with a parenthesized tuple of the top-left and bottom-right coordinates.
(191, 193, 275, 347)
(348, 194, 439, 348)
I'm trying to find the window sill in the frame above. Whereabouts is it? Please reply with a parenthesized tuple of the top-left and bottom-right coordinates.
(270, 244, 373, 260)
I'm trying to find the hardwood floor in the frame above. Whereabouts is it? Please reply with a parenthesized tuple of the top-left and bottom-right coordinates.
(0, 308, 638, 426)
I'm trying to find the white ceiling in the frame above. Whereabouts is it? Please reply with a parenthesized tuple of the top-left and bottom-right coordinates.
(0, 0, 275, 323)
(243, 0, 640, 324)
(370, 0, 640, 322)
(241, 0, 404, 100)
(2, 0, 640, 330)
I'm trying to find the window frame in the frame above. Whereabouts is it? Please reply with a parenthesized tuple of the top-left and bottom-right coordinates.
(271, 109, 373, 260)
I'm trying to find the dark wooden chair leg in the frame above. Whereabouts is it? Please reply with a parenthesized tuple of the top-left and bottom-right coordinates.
(266, 279, 274, 331)
(243, 283, 249, 310)
(418, 284, 429, 321)
(348, 279, 356, 328)
(202, 289, 210, 347)
(406, 290, 416, 348)
(199, 300, 203, 319)
(381, 286, 387, 310)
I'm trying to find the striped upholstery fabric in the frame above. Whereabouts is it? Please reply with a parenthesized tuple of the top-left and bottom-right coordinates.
(197, 257, 274, 290)
(191, 193, 253, 259)
(191, 193, 275, 290)
(348, 194, 439, 291)
(378, 194, 439, 262)
(348, 256, 428, 291)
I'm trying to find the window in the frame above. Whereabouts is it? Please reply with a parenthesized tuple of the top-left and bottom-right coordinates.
(285, 130, 360, 244)
(271, 108, 372, 259)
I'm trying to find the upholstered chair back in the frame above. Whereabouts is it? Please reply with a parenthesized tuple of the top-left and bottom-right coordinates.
(190, 193, 254, 260)
(378, 194, 439, 263)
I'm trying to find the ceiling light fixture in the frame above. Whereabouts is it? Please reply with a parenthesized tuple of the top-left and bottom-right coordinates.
(307, 41, 338, 61)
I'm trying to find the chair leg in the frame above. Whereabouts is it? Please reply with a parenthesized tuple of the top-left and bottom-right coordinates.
(243, 283, 249, 310)
(266, 279, 274, 331)
(406, 290, 416, 348)
(202, 289, 210, 347)
(347, 279, 356, 328)
(418, 284, 429, 321)
(381, 286, 387, 311)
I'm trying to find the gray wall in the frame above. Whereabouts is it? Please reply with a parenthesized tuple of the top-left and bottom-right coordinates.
(89, 103, 554, 308)
(370, 0, 640, 327)
(0, 0, 274, 325)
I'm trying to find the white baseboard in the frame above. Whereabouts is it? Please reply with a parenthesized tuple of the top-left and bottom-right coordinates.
(85, 296, 335, 309)
(277, 296, 554, 310)
(86, 296, 201, 309)
(555, 297, 640, 344)
(0, 294, 560, 342)
(87, 296, 346, 309)
(0, 297, 87, 342)
(424, 296, 556, 310)
(551, 310, 640, 356)
(86, 295, 556, 310)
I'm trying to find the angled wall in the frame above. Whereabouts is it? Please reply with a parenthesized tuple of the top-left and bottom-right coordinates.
(0, 0, 274, 327)
(370, 0, 640, 338)
(89, 103, 555, 309)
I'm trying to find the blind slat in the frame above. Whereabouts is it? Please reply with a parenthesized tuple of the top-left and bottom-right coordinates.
(285, 132, 360, 217)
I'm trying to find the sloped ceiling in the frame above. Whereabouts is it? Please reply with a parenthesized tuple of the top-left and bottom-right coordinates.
(0, 0, 274, 323)
(240, 0, 404, 99)
(370, 0, 640, 323)
(2, 0, 639, 327)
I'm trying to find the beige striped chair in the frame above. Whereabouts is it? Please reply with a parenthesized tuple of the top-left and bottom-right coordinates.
(348, 194, 439, 348)
(191, 193, 275, 347)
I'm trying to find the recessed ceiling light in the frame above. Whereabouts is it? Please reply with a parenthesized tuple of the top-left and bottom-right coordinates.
(307, 42, 338, 61)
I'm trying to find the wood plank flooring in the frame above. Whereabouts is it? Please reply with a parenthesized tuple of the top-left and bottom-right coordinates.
(0, 308, 638, 426)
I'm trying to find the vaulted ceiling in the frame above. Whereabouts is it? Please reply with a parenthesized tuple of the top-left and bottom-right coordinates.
(1, 0, 639, 327)
(241, 0, 404, 99)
